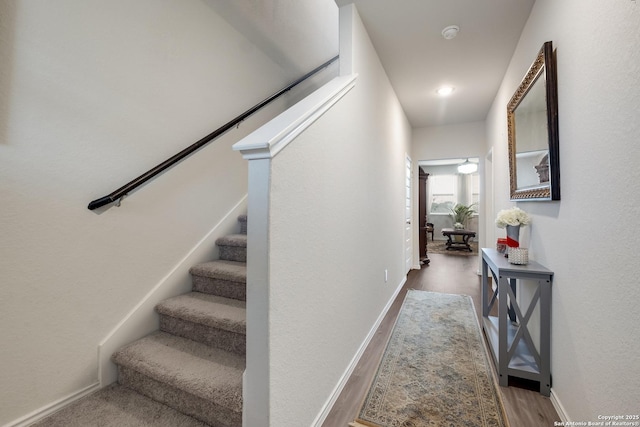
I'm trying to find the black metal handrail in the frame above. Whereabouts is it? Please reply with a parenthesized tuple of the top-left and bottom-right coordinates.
(87, 55, 339, 210)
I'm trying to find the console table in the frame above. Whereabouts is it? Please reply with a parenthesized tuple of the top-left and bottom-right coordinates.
(441, 228, 476, 252)
(481, 248, 553, 396)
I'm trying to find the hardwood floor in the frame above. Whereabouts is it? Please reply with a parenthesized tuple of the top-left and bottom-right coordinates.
(321, 253, 560, 427)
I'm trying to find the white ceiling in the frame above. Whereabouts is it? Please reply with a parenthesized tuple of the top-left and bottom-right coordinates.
(350, 0, 535, 128)
(207, 0, 535, 129)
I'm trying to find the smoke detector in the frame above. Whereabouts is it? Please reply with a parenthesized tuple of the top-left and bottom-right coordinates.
(441, 25, 460, 40)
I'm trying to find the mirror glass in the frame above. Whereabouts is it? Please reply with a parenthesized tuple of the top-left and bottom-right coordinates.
(508, 41, 560, 200)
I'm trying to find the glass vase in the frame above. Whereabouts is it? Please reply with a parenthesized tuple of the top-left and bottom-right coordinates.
(506, 224, 520, 248)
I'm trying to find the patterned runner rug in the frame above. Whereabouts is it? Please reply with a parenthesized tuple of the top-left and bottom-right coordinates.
(350, 290, 509, 427)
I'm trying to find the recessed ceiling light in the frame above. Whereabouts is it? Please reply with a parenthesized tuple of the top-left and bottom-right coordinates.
(437, 86, 455, 96)
(441, 25, 460, 40)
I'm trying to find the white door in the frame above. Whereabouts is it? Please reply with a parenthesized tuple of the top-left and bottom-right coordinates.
(405, 154, 413, 273)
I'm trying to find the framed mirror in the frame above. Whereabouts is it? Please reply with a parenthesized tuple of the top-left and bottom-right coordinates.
(508, 41, 560, 200)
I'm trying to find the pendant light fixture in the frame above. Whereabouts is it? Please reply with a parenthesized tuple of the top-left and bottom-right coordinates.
(457, 158, 477, 174)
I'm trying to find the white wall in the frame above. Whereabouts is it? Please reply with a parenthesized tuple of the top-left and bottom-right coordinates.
(0, 1, 334, 424)
(265, 6, 411, 425)
(485, 0, 640, 420)
(412, 121, 486, 162)
(203, 0, 339, 78)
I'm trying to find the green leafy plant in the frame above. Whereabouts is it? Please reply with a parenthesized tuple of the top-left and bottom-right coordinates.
(450, 203, 477, 229)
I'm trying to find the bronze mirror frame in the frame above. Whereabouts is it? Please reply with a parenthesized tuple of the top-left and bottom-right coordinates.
(507, 41, 560, 201)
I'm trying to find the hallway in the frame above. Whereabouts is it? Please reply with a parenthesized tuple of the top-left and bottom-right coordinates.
(322, 253, 560, 426)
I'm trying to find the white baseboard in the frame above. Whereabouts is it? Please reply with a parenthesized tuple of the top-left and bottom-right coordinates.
(97, 196, 248, 386)
(2, 382, 100, 427)
(550, 388, 569, 422)
(311, 275, 407, 427)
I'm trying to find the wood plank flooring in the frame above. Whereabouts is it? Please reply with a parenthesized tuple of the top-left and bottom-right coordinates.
(321, 253, 560, 427)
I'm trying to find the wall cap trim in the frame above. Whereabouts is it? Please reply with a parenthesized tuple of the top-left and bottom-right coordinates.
(233, 74, 357, 160)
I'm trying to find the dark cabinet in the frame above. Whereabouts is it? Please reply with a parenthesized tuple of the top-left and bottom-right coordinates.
(419, 168, 430, 265)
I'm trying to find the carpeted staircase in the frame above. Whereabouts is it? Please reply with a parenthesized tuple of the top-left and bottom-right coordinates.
(32, 215, 247, 427)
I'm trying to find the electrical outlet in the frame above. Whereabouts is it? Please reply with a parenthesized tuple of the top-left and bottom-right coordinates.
(384, 269, 388, 283)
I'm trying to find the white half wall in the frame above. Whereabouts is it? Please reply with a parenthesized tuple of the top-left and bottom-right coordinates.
(233, 4, 412, 425)
(485, 0, 640, 420)
(268, 6, 412, 425)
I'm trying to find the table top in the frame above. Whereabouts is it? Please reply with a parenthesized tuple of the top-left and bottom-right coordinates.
(481, 248, 553, 276)
(441, 228, 476, 236)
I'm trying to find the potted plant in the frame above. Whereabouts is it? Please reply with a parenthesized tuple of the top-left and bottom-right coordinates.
(450, 203, 477, 230)
(449, 203, 477, 242)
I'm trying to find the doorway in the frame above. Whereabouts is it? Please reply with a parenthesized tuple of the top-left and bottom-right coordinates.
(405, 154, 413, 273)
(417, 157, 480, 255)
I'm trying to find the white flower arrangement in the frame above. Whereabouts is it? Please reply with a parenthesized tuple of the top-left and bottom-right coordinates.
(495, 207, 531, 228)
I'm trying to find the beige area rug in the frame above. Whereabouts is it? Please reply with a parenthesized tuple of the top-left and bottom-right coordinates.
(428, 239, 478, 256)
(350, 290, 509, 427)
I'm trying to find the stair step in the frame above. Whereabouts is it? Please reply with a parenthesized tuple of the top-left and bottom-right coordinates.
(157, 292, 246, 354)
(190, 260, 246, 301)
(216, 234, 247, 262)
(112, 332, 244, 427)
(29, 383, 209, 427)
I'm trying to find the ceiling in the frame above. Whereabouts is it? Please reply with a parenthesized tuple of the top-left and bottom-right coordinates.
(349, 0, 535, 128)
(206, 0, 535, 129)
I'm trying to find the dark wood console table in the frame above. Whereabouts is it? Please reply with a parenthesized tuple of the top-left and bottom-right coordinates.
(441, 228, 476, 252)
